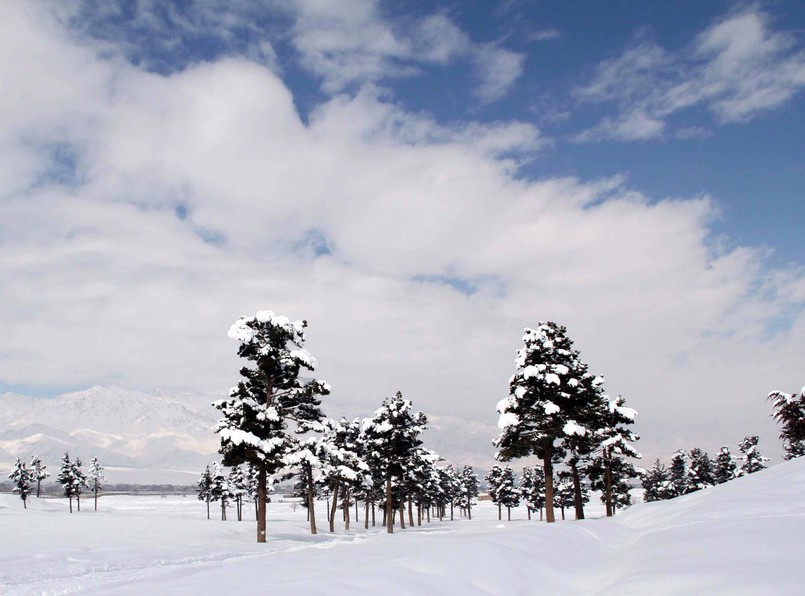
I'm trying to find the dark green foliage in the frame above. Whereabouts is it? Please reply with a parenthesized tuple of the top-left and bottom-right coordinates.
(686, 448, 715, 492)
(768, 387, 805, 460)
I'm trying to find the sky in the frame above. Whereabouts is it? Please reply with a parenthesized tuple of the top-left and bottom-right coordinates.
(1, 0, 803, 462)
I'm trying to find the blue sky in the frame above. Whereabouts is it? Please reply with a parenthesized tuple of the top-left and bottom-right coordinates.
(1, 0, 804, 459)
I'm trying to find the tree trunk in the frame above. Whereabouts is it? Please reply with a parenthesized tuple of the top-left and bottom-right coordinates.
(306, 463, 317, 535)
(426, 506, 430, 523)
(329, 479, 340, 533)
(467, 488, 472, 520)
(326, 497, 330, 522)
(355, 499, 359, 523)
(543, 439, 556, 523)
(498, 503, 501, 520)
(507, 507, 511, 521)
(77, 494, 81, 512)
(604, 449, 613, 518)
(450, 501, 454, 521)
(398, 485, 406, 530)
(69, 496, 73, 513)
(222, 497, 227, 521)
(344, 488, 351, 531)
(94, 487, 98, 511)
(385, 472, 393, 534)
(257, 466, 267, 542)
(570, 460, 585, 520)
(527, 507, 531, 520)
(207, 498, 210, 519)
(37, 479, 41, 498)
(237, 496, 242, 521)
(417, 503, 422, 526)
(364, 498, 370, 529)
(23, 497, 27, 509)
(408, 498, 414, 527)
(561, 505, 565, 521)
(372, 502, 376, 526)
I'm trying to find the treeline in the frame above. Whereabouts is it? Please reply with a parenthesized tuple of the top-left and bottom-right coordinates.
(7, 452, 106, 512)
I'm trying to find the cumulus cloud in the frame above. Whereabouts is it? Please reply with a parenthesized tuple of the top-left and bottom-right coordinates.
(0, 2, 803, 461)
(575, 7, 805, 142)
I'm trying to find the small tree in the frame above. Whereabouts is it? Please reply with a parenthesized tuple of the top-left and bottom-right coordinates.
(8, 459, 33, 508)
(641, 459, 670, 502)
(519, 466, 545, 520)
(666, 450, 688, 497)
(484, 465, 505, 520)
(457, 466, 479, 520)
(737, 436, 768, 476)
(768, 387, 805, 460)
(29, 455, 48, 498)
(211, 462, 229, 521)
(86, 457, 106, 511)
(197, 465, 214, 519)
(227, 466, 248, 522)
(57, 452, 76, 513)
(71, 458, 87, 512)
(686, 448, 715, 493)
(713, 446, 737, 484)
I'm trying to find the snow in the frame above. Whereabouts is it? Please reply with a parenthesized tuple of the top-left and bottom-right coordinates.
(544, 373, 561, 385)
(1, 457, 804, 594)
(497, 413, 519, 429)
(563, 421, 587, 436)
(543, 401, 560, 415)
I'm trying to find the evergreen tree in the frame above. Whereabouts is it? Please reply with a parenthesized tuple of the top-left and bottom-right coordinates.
(197, 464, 214, 520)
(484, 465, 505, 520)
(713, 446, 737, 484)
(57, 452, 76, 513)
(497, 466, 520, 521)
(737, 436, 768, 476)
(211, 462, 229, 520)
(666, 450, 688, 497)
(227, 466, 248, 522)
(438, 465, 462, 521)
(71, 458, 87, 512)
(587, 396, 640, 516)
(641, 459, 670, 502)
(457, 465, 479, 520)
(8, 458, 33, 508)
(361, 392, 427, 533)
(519, 466, 546, 520)
(554, 472, 576, 521)
(29, 455, 48, 498)
(495, 322, 599, 523)
(86, 457, 106, 511)
(686, 448, 716, 493)
(217, 310, 330, 543)
(768, 387, 805, 460)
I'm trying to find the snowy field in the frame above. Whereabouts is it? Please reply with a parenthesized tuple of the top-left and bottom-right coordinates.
(1, 458, 803, 595)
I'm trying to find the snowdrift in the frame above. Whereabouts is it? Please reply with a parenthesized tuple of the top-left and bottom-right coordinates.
(1, 457, 803, 595)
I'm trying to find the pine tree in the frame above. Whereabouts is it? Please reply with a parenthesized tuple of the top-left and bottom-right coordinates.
(587, 396, 641, 516)
(713, 446, 737, 484)
(86, 457, 106, 511)
(686, 448, 716, 493)
(666, 449, 688, 497)
(8, 458, 33, 508)
(197, 465, 214, 520)
(217, 310, 330, 543)
(497, 466, 520, 521)
(768, 387, 805, 460)
(519, 466, 546, 520)
(737, 436, 768, 476)
(641, 459, 670, 502)
(29, 455, 48, 498)
(227, 466, 248, 522)
(438, 465, 462, 521)
(495, 322, 599, 523)
(57, 452, 76, 513)
(457, 466, 479, 520)
(71, 458, 87, 512)
(361, 392, 427, 533)
(484, 465, 505, 520)
(211, 462, 229, 520)
(555, 472, 576, 520)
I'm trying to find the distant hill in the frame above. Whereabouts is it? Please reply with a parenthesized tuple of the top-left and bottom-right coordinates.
(0, 386, 502, 484)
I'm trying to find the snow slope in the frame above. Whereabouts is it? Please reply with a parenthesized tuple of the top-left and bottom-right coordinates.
(1, 457, 802, 595)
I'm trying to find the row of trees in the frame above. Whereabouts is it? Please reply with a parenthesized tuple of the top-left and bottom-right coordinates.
(56, 453, 105, 512)
(7, 455, 49, 508)
(216, 310, 482, 542)
(494, 322, 641, 523)
(642, 436, 768, 501)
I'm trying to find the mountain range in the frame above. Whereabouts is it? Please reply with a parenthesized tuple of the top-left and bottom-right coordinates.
(0, 386, 501, 484)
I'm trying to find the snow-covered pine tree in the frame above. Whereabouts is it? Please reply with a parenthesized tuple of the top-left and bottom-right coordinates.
(737, 436, 768, 476)
(667, 450, 688, 497)
(316, 417, 368, 533)
(495, 322, 598, 523)
(217, 310, 330, 543)
(86, 457, 106, 511)
(555, 471, 576, 521)
(71, 458, 86, 512)
(713, 446, 737, 484)
(768, 387, 805, 460)
(519, 466, 546, 520)
(457, 465, 479, 520)
(484, 465, 505, 520)
(8, 458, 33, 508)
(197, 465, 214, 520)
(587, 395, 641, 516)
(641, 459, 670, 502)
(361, 392, 427, 533)
(497, 466, 520, 521)
(211, 462, 229, 521)
(227, 466, 248, 522)
(686, 448, 715, 493)
(29, 455, 48, 498)
(402, 447, 442, 525)
(437, 465, 461, 521)
(57, 452, 76, 513)
(286, 436, 322, 533)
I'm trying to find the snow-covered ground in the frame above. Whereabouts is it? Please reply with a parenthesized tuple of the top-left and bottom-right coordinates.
(2, 458, 803, 595)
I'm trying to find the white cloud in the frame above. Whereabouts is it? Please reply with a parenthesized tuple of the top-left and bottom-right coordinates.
(575, 8, 805, 141)
(0, 2, 803, 463)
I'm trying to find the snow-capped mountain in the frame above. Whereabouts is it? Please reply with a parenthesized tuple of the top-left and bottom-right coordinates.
(0, 387, 501, 484)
